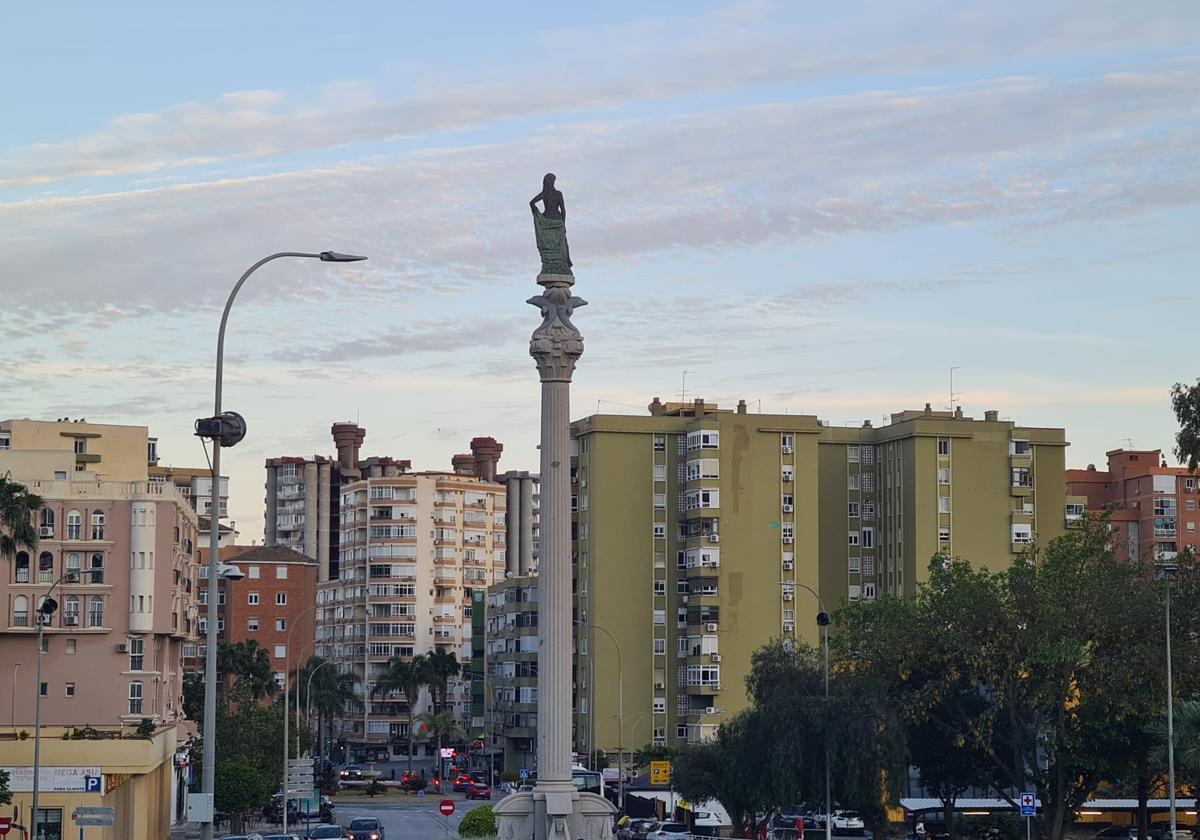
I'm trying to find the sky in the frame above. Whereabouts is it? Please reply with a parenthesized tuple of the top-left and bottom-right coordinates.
(1, 1, 1198, 542)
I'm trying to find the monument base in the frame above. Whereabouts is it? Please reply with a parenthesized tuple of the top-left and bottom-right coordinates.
(494, 790, 616, 840)
(537, 272, 575, 288)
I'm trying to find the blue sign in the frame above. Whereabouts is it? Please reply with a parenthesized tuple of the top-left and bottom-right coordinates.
(84, 776, 102, 793)
(417, 789, 426, 797)
(519, 768, 529, 780)
(1020, 793, 1036, 817)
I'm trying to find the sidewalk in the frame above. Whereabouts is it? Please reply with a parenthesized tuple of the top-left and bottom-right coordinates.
(169, 815, 287, 839)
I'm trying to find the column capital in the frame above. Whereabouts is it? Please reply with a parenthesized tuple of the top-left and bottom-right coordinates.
(528, 274, 586, 382)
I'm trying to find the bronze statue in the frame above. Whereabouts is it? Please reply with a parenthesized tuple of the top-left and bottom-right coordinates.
(530, 173, 573, 275)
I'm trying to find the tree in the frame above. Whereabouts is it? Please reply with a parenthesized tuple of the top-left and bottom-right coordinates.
(1171, 381, 1200, 470)
(675, 711, 774, 838)
(202, 697, 313, 801)
(0, 767, 11, 806)
(0, 473, 42, 559)
(632, 742, 675, 768)
(218, 640, 278, 707)
(418, 711, 462, 778)
(296, 656, 359, 768)
(459, 805, 498, 837)
(424, 649, 461, 712)
(372, 654, 428, 772)
(182, 670, 205, 722)
(214, 758, 271, 834)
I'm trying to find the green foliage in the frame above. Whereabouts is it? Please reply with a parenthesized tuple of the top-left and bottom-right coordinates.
(425, 648, 461, 711)
(214, 758, 271, 818)
(1172, 381, 1200, 471)
(135, 718, 156, 738)
(210, 698, 313, 793)
(0, 473, 43, 559)
(500, 770, 520, 783)
(459, 805, 497, 837)
(0, 767, 11, 806)
(365, 778, 386, 797)
(218, 640, 279, 705)
(373, 653, 426, 770)
(403, 775, 429, 792)
(182, 670, 205, 722)
(632, 742, 675, 767)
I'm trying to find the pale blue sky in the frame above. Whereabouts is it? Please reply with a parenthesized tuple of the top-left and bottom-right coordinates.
(1, 1, 1198, 540)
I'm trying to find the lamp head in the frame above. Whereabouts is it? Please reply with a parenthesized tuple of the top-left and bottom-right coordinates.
(816, 611, 831, 627)
(217, 563, 245, 581)
(319, 251, 368, 263)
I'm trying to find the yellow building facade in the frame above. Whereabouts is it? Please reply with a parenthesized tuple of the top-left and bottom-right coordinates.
(571, 399, 1070, 757)
(0, 419, 152, 482)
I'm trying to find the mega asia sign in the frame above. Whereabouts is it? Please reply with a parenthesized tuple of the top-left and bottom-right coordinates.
(0, 766, 104, 793)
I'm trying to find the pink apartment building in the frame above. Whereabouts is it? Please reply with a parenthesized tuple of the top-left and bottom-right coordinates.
(1, 461, 201, 728)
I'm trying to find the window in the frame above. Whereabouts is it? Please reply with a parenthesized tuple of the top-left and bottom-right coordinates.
(678, 724, 689, 739)
(848, 473, 860, 491)
(861, 528, 875, 549)
(1065, 503, 1085, 521)
(248, 618, 260, 631)
(938, 468, 950, 485)
(782, 466, 794, 482)
(653, 610, 666, 626)
(275, 592, 287, 606)
(653, 580, 666, 596)
(63, 595, 79, 624)
(847, 445, 860, 463)
(147, 439, 157, 463)
(65, 682, 76, 697)
(38, 551, 53, 582)
(1188, 500, 1197, 511)
(15, 551, 29, 583)
(13, 595, 29, 627)
(1154, 475, 1176, 495)
(1188, 478, 1197, 492)
(1012, 468, 1032, 488)
(939, 497, 951, 514)
(88, 596, 104, 627)
(89, 552, 104, 583)
(653, 697, 666, 713)
(66, 639, 76, 654)
(653, 436, 666, 452)
(276, 618, 287, 632)
(848, 502, 860, 518)
(0, 432, 9, 450)
(67, 510, 82, 540)
(653, 493, 666, 509)
(782, 434, 795, 451)
(1010, 439, 1031, 456)
(653, 524, 666, 538)
(274, 645, 286, 659)
(66, 553, 80, 577)
(248, 592, 260, 606)
(1012, 524, 1033, 544)
(863, 583, 877, 600)
(129, 638, 144, 670)
(848, 531, 859, 546)
(937, 438, 950, 456)
(34, 809, 62, 840)
(653, 639, 666, 655)
(938, 527, 951, 543)
(862, 503, 876, 521)
(782, 494, 794, 509)
(40, 508, 54, 533)
(276, 566, 288, 579)
(74, 438, 86, 455)
(90, 511, 106, 541)
(128, 681, 143, 714)
(248, 566, 260, 579)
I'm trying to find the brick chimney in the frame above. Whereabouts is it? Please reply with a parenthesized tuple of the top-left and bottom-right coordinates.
(452, 453, 476, 475)
(470, 437, 504, 482)
(330, 422, 366, 470)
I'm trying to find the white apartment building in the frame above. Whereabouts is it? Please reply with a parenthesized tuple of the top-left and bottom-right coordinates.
(316, 471, 507, 761)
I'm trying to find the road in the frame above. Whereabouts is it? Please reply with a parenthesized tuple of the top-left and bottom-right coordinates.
(335, 796, 479, 840)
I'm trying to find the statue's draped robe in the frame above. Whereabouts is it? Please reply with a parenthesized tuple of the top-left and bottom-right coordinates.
(532, 207, 573, 275)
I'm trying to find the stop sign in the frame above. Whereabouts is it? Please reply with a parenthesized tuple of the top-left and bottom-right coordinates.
(439, 799, 455, 817)
(0, 816, 11, 836)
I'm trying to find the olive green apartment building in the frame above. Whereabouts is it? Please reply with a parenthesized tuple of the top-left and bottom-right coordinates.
(570, 398, 1071, 759)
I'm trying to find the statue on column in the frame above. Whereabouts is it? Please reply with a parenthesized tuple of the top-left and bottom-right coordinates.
(530, 173, 573, 276)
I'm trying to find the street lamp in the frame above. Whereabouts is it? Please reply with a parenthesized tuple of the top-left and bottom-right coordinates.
(789, 581, 832, 840)
(1158, 559, 1178, 839)
(31, 568, 102, 840)
(195, 250, 366, 840)
(575, 620, 623, 811)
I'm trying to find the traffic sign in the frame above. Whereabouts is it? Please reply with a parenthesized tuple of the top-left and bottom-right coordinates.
(1020, 792, 1036, 817)
(439, 799, 456, 817)
(84, 776, 102, 793)
(73, 806, 115, 827)
(519, 768, 529, 780)
(650, 761, 672, 786)
(0, 816, 11, 836)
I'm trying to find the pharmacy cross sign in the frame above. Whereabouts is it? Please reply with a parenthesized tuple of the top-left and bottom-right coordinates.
(1020, 793, 1036, 817)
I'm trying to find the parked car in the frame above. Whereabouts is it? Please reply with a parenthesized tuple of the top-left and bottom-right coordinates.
(466, 781, 493, 800)
(833, 811, 865, 833)
(1091, 829, 1136, 840)
(645, 822, 691, 840)
(619, 819, 659, 840)
(306, 827, 348, 839)
(347, 817, 385, 840)
(1160, 831, 1192, 840)
(261, 834, 305, 840)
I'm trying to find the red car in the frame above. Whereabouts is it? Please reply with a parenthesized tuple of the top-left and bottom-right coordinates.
(466, 782, 492, 800)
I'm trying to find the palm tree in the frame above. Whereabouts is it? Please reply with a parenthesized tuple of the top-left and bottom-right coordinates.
(297, 656, 359, 769)
(218, 641, 278, 708)
(0, 473, 42, 559)
(1152, 699, 1200, 790)
(425, 648, 461, 713)
(417, 711, 463, 781)
(372, 653, 429, 772)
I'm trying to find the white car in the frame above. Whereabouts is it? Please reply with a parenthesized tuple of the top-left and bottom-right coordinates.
(646, 822, 690, 840)
(832, 812, 865, 832)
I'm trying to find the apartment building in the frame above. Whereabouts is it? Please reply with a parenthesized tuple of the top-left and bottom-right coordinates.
(0, 449, 201, 728)
(316, 465, 508, 762)
(1, 417, 156, 480)
(498, 471, 540, 576)
(184, 546, 318, 684)
(1067, 448, 1199, 564)
(571, 398, 1070, 756)
(471, 576, 539, 772)
(147, 464, 233, 537)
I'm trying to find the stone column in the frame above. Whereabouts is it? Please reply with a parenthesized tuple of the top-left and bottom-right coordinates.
(520, 476, 535, 576)
(264, 464, 278, 547)
(505, 477, 521, 576)
(303, 462, 319, 561)
(317, 462, 332, 582)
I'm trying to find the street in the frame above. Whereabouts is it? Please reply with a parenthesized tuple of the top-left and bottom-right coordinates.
(336, 797, 472, 840)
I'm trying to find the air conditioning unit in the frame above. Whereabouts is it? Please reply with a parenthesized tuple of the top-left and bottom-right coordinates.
(783, 560, 794, 571)
(783, 473, 793, 482)
(39, 526, 54, 537)
(708, 535, 719, 543)
(705, 622, 718, 633)
(782, 504, 794, 513)
(116, 643, 129, 654)
(705, 706, 718, 715)
(64, 614, 79, 626)
(782, 445, 793, 454)
(680, 595, 688, 603)
(654, 681, 666, 690)
(783, 593, 794, 602)
(710, 653, 721, 662)
(783, 536, 794, 544)
(783, 621, 795, 632)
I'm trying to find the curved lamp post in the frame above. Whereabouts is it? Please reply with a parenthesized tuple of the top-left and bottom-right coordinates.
(789, 581, 831, 840)
(575, 620, 623, 810)
(198, 251, 366, 840)
(31, 567, 103, 839)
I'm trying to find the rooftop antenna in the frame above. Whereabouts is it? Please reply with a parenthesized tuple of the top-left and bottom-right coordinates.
(1124, 437, 1135, 450)
(949, 366, 962, 412)
(678, 370, 693, 403)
